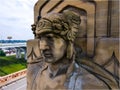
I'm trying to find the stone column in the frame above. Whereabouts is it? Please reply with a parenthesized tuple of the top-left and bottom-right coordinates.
(15, 47, 21, 59)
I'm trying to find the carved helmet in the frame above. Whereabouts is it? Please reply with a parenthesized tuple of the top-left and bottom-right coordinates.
(35, 10, 81, 59)
(35, 10, 81, 42)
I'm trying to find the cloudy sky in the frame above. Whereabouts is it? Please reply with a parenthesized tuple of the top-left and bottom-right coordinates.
(0, 0, 38, 40)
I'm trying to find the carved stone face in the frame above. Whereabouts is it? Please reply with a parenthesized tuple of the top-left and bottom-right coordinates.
(39, 33, 67, 63)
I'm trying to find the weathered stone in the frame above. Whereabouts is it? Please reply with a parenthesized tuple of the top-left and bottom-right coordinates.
(27, 0, 120, 90)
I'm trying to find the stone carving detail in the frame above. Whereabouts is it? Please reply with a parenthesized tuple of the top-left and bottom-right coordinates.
(27, 0, 119, 90)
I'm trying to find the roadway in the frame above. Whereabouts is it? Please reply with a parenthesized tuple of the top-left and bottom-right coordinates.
(0, 77, 26, 90)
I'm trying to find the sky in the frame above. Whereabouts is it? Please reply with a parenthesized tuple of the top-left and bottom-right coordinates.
(0, 0, 38, 40)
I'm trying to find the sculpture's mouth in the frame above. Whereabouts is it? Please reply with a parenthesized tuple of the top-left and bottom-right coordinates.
(44, 54, 53, 58)
(43, 50, 53, 58)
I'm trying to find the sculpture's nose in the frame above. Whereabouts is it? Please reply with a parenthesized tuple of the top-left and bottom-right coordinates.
(39, 38, 50, 50)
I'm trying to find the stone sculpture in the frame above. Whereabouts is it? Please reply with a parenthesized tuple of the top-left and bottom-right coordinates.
(27, 10, 119, 90)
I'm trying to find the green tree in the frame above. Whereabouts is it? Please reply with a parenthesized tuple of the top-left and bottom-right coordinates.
(0, 50, 6, 56)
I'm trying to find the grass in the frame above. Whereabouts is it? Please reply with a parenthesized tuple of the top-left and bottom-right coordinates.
(0, 55, 27, 76)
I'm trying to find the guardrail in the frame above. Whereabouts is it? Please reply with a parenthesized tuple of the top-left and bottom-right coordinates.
(0, 69, 27, 87)
(0, 43, 26, 48)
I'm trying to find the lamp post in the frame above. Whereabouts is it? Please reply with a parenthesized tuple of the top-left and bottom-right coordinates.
(7, 36, 12, 43)
(7, 36, 12, 55)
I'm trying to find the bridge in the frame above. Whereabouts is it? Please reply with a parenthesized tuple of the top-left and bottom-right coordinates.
(0, 42, 27, 60)
(0, 43, 26, 48)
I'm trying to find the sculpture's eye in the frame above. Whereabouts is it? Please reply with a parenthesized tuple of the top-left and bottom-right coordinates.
(45, 34, 54, 40)
(46, 36, 53, 42)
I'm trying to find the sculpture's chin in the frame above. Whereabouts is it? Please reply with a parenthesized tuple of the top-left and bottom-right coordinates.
(44, 58, 55, 63)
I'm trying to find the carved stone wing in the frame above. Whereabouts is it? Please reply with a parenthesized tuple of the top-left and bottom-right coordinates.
(27, 39, 43, 63)
(76, 57, 119, 89)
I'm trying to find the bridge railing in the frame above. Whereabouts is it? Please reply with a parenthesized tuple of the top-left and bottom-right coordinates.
(0, 69, 27, 87)
(0, 43, 26, 48)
